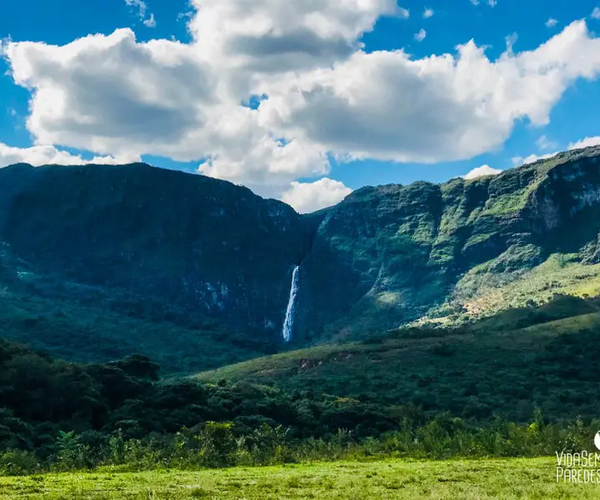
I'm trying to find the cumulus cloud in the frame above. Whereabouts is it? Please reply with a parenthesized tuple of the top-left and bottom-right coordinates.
(281, 178, 352, 213)
(0, 143, 136, 168)
(4, 30, 215, 160)
(592, 7, 600, 20)
(197, 132, 330, 189)
(4, 6, 600, 195)
(463, 165, 502, 180)
(188, 0, 406, 81)
(259, 21, 600, 164)
(568, 136, 600, 150)
(546, 18, 558, 28)
(423, 8, 434, 19)
(3, 1, 409, 190)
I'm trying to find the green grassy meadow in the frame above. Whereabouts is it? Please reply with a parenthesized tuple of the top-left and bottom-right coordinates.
(0, 457, 595, 499)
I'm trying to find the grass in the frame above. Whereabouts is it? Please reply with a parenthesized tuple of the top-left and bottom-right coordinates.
(0, 457, 595, 499)
(449, 254, 600, 320)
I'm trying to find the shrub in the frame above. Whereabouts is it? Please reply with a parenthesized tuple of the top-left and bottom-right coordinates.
(0, 450, 40, 476)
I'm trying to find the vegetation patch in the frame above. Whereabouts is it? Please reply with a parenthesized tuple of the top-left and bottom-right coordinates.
(0, 458, 597, 499)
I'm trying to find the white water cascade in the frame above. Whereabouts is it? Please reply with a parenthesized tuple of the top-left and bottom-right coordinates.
(281, 266, 300, 343)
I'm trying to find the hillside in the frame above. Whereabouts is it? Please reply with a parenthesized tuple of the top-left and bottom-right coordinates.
(197, 296, 600, 423)
(0, 163, 311, 370)
(296, 146, 600, 340)
(0, 163, 314, 336)
(2, 147, 600, 367)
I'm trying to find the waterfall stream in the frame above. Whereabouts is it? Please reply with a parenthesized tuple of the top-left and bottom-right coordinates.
(281, 266, 300, 342)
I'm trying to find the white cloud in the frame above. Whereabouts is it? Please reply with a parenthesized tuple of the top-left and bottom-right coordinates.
(144, 13, 156, 28)
(3, 1, 408, 190)
(125, 0, 156, 28)
(568, 136, 600, 150)
(260, 21, 600, 164)
(512, 153, 557, 166)
(0, 142, 137, 168)
(4, 30, 215, 160)
(463, 165, 502, 180)
(546, 18, 558, 28)
(397, 7, 410, 18)
(423, 8, 434, 19)
(505, 32, 518, 52)
(512, 135, 600, 168)
(592, 7, 600, 19)
(414, 29, 427, 42)
(188, 0, 406, 81)
(281, 178, 352, 213)
(469, 0, 496, 6)
(4, 5, 600, 192)
(536, 134, 557, 151)
(197, 132, 330, 190)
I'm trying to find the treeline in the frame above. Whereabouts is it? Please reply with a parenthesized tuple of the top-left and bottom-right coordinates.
(2, 338, 600, 476)
(2, 413, 599, 476)
(0, 339, 398, 454)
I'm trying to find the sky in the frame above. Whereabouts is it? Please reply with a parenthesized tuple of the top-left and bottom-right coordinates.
(1, 1, 600, 212)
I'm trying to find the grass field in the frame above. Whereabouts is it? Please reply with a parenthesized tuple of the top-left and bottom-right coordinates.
(0, 457, 596, 499)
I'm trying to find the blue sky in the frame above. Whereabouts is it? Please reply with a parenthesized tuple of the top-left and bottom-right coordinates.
(1, 0, 600, 211)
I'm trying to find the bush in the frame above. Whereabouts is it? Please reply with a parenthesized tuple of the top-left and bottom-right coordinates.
(0, 450, 40, 476)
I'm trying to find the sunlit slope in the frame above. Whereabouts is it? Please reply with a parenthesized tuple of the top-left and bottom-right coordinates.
(197, 299, 600, 422)
(4, 147, 600, 364)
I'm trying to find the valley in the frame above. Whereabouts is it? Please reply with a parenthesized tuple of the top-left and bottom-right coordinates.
(3, 148, 600, 496)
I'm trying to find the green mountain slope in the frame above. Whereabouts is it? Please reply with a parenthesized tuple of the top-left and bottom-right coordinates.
(0, 163, 313, 339)
(0, 266, 272, 373)
(197, 296, 600, 422)
(2, 147, 600, 366)
(296, 145, 600, 340)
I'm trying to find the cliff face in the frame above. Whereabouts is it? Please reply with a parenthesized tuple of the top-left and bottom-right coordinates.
(2, 147, 600, 353)
(0, 163, 312, 341)
(296, 146, 600, 339)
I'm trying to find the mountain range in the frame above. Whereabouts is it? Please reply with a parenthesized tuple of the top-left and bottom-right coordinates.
(1, 146, 600, 371)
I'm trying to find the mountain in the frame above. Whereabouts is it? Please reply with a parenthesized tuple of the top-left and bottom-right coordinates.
(296, 145, 600, 340)
(2, 146, 600, 369)
(0, 163, 313, 339)
(0, 163, 317, 371)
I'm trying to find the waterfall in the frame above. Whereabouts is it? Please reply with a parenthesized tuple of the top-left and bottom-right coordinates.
(281, 266, 300, 342)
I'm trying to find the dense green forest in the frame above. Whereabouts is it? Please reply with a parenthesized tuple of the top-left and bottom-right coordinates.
(198, 295, 600, 422)
(3, 151, 600, 478)
(3, 295, 600, 476)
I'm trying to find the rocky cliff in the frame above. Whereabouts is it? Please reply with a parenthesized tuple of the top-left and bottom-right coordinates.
(0, 163, 313, 342)
(2, 147, 600, 356)
(297, 146, 600, 339)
